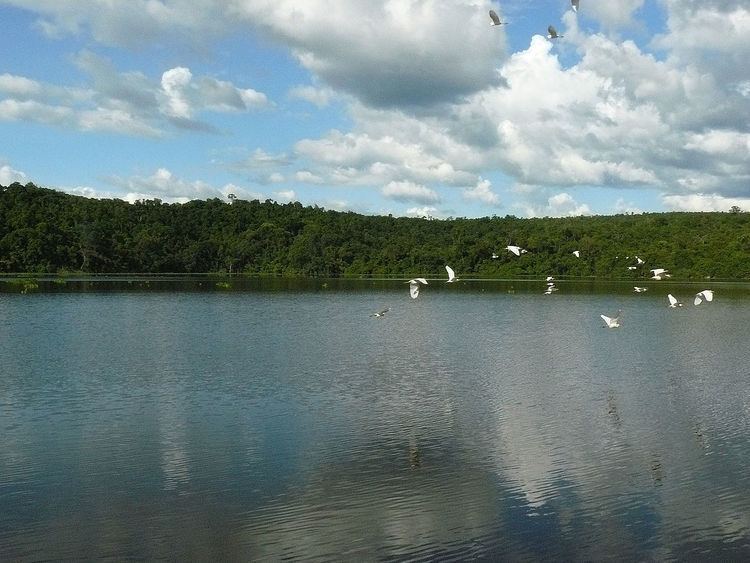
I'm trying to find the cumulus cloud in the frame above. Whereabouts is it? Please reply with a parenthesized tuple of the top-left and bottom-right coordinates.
(462, 179, 500, 206)
(381, 180, 440, 204)
(516, 192, 592, 218)
(106, 168, 262, 203)
(0, 52, 268, 136)
(273, 189, 296, 202)
(662, 193, 750, 213)
(406, 206, 440, 219)
(232, 0, 506, 108)
(0, 164, 29, 185)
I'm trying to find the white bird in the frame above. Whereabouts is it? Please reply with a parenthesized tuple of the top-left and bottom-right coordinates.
(406, 278, 428, 299)
(546, 276, 555, 282)
(694, 289, 714, 305)
(635, 256, 645, 265)
(667, 294, 683, 308)
(488, 9, 507, 26)
(601, 310, 622, 328)
(492, 252, 499, 259)
(572, 250, 580, 258)
(633, 286, 647, 293)
(445, 265, 458, 283)
(371, 307, 390, 317)
(506, 245, 523, 256)
(571, 0, 579, 13)
(651, 268, 668, 276)
(548, 25, 563, 39)
(628, 266, 637, 271)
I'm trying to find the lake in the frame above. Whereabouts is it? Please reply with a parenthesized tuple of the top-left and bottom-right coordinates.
(2, 278, 750, 560)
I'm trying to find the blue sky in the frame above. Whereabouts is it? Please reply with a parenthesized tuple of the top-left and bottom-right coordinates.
(1, 0, 748, 218)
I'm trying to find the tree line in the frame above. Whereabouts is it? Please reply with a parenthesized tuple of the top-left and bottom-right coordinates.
(2, 182, 749, 280)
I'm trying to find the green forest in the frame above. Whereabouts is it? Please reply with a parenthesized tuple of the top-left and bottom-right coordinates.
(2, 182, 750, 280)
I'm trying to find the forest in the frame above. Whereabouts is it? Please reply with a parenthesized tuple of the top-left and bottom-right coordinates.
(2, 182, 750, 280)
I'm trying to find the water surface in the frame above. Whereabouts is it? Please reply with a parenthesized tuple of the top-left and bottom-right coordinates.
(1, 280, 749, 560)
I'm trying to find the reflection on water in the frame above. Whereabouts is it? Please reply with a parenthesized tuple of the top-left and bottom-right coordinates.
(1, 283, 750, 559)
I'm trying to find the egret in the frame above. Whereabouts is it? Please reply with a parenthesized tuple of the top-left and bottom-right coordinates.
(548, 25, 563, 39)
(694, 289, 714, 305)
(572, 250, 580, 258)
(506, 245, 524, 256)
(571, 0, 579, 13)
(492, 253, 499, 259)
(371, 308, 390, 317)
(633, 286, 647, 293)
(546, 276, 555, 282)
(636, 256, 645, 265)
(406, 278, 428, 299)
(667, 294, 683, 308)
(628, 266, 637, 271)
(489, 9, 507, 26)
(445, 265, 458, 283)
(601, 310, 622, 328)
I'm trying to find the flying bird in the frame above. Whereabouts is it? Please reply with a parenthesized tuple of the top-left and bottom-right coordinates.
(406, 278, 428, 299)
(667, 294, 683, 308)
(548, 25, 563, 39)
(546, 276, 555, 282)
(370, 308, 390, 318)
(694, 289, 714, 305)
(506, 245, 528, 256)
(488, 9, 507, 26)
(571, 0, 579, 13)
(633, 286, 648, 293)
(635, 256, 645, 265)
(572, 250, 580, 258)
(445, 265, 458, 283)
(601, 310, 622, 328)
(628, 266, 637, 271)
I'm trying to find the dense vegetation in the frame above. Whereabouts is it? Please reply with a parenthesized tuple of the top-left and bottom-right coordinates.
(2, 182, 750, 279)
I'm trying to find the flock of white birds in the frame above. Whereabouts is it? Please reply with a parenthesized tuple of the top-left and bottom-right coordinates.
(372, 0, 719, 326)
(372, 245, 716, 328)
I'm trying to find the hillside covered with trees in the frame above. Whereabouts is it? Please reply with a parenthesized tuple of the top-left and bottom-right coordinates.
(2, 182, 749, 280)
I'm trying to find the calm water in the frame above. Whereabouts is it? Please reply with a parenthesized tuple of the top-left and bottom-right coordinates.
(2, 279, 750, 560)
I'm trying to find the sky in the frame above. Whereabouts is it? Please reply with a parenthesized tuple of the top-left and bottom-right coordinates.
(1, 0, 749, 219)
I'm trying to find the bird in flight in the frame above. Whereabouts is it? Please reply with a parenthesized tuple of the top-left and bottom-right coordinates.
(667, 294, 683, 308)
(506, 245, 528, 256)
(572, 250, 580, 258)
(601, 310, 622, 328)
(445, 265, 458, 283)
(694, 289, 714, 305)
(370, 308, 390, 317)
(571, 0, 579, 13)
(488, 9, 507, 26)
(406, 278, 428, 299)
(633, 286, 648, 293)
(548, 25, 563, 39)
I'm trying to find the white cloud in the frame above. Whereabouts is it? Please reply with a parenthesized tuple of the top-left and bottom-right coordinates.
(516, 192, 592, 218)
(161, 67, 193, 119)
(288, 85, 335, 107)
(613, 197, 643, 214)
(0, 52, 269, 137)
(662, 193, 750, 212)
(233, 0, 507, 108)
(462, 179, 500, 206)
(405, 206, 440, 219)
(294, 170, 324, 184)
(0, 164, 29, 185)
(274, 189, 296, 202)
(107, 168, 261, 202)
(382, 180, 439, 204)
